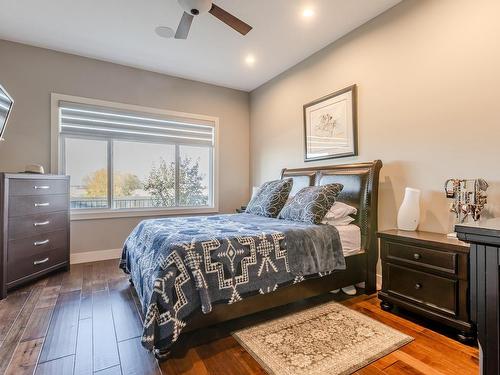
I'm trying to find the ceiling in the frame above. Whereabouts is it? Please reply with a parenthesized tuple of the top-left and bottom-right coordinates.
(0, 0, 401, 91)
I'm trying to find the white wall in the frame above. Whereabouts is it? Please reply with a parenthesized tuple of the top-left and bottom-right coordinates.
(0, 39, 250, 254)
(250, 0, 500, 239)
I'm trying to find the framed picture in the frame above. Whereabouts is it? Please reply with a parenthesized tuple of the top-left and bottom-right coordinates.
(303, 84, 357, 162)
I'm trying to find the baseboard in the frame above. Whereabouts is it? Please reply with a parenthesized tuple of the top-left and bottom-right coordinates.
(70, 248, 122, 264)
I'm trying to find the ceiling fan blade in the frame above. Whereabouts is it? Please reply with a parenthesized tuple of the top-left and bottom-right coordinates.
(175, 12, 194, 39)
(209, 3, 252, 35)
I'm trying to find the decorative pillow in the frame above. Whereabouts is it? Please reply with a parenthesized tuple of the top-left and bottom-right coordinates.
(322, 215, 356, 226)
(324, 201, 358, 220)
(278, 183, 343, 224)
(245, 178, 293, 218)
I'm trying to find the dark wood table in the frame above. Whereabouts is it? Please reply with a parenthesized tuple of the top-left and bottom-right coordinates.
(456, 218, 500, 375)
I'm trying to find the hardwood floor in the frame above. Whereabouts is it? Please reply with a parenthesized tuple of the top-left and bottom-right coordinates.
(0, 260, 479, 375)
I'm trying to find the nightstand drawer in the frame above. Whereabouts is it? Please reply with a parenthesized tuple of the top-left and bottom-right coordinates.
(386, 263, 458, 316)
(8, 211, 68, 240)
(7, 248, 68, 283)
(9, 194, 68, 217)
(386, 241, 457, 275)
(9, 178, 68, 196)
(7, 230, 68, 263)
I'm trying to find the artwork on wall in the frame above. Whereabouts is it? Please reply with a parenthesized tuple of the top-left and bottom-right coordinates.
(303, 84, 357, 161)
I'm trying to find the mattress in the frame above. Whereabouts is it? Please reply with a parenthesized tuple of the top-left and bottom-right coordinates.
(335, 224, 362, 257)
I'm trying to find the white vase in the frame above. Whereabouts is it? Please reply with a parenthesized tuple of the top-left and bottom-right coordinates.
(397, 187, 421, 231)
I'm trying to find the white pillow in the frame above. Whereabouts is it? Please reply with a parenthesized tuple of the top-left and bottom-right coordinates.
(324, 201, 357, 220)
(322, 215, 356, 226)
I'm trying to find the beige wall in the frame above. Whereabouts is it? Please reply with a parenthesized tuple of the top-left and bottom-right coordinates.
(250, 0, 500, 240)
(0, 39, 250, 254)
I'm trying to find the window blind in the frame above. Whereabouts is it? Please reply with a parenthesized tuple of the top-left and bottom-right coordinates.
(59, 101, 214, 146)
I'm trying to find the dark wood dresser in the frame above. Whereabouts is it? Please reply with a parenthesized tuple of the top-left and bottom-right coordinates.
(378, 230, 474, 342)
(0, 173, 70, 298)
(456, 219, 500, 375)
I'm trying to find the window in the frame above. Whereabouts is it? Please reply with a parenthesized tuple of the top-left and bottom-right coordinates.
(112, 141, 176, 209)
(65, 137, 109, 209)
(53, 94, 218, 219)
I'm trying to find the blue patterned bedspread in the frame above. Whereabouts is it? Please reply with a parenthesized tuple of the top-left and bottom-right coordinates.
(120, 213, 345, 351)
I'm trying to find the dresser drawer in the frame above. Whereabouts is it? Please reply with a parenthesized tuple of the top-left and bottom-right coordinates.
(9, 194, 68, 217)
(8, 211, 68, 240)
(9, 178, 68, 196)
(7, 248, 68, 283)
(8, 230, 68, 263)
(385, 241, 457, 275)
(386, 263, 458, 316)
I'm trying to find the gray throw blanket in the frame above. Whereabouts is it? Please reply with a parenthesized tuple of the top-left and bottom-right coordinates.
(285, 224, 345, 275)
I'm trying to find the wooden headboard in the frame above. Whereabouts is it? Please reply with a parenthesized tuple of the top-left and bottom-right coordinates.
(281, 160, 383, 276)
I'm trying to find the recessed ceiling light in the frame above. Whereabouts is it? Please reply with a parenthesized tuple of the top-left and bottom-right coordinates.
(155, 26, 174, 39)
(302, 8, 314, 18)
(245, 54, 256, 66)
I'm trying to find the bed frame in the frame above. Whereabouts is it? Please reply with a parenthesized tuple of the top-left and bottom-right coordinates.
(181, 160, 382, 328)
(156, 160, 383, 358)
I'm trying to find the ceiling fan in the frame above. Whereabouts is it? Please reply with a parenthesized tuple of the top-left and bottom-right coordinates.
(173, 0, 253, 39)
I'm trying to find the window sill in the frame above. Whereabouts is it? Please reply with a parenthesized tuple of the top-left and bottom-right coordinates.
(70, 206, 219, 221)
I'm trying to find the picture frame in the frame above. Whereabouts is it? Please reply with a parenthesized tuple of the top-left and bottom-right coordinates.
(303, 84, 357, 162)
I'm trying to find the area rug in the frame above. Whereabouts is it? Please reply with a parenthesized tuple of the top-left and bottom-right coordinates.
(232, 301, 413, 375)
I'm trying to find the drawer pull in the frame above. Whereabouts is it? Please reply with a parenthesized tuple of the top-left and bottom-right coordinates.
(415, 283, 422, 290)
(34, 185, 50, 190)
(413, 253, 421, 260)
(34, 220, 51, 227)
(33, 257, 49, 265)
(33, 239, 50, 246)
(34, 202, 50, 207)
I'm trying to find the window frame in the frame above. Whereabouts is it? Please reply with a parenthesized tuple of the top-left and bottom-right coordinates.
(51, 93, 219, 221)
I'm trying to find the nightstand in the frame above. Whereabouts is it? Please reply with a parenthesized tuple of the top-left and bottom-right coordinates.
(378, 230, 474, 342)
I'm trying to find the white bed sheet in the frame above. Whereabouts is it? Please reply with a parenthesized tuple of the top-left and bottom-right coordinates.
(335, 224, 362, 257)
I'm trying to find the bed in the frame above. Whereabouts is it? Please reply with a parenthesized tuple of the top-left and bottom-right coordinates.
(120, 160, 382, 359)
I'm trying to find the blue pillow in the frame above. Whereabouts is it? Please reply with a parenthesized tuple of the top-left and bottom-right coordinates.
(245, 178, 293, 218)
(278, 183, 343, 224)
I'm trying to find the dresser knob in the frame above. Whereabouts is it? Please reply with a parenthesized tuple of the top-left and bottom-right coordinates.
(34, 221, 50, 227)
(415, 283, 422, 290)
(33, 257, 49, 265)
(413, 253, 421, 260)
(33, 239, 50, 246)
